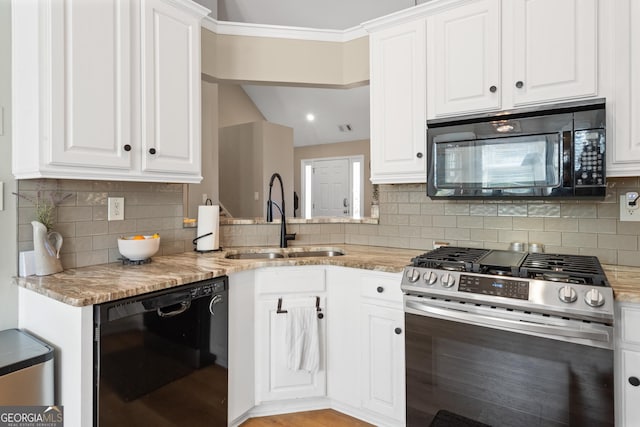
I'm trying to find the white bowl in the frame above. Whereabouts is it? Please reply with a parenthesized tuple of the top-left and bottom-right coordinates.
(117, 235, 160, 260)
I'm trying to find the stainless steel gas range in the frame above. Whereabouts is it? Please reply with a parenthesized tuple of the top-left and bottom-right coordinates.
(401, 247, 614, 427)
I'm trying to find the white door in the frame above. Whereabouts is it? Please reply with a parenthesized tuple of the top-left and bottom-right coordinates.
(505, 0, 598, 106)
(256, 296, 327, 402)
(311, 159, 350, 217)
(49, 0, 133, 169)
(428, 0, 501, 117)
(141, 0, 202, 176)
(622, 349, 640, 426)
(369, 19, 427, 183)
(360, 303, 406, 422)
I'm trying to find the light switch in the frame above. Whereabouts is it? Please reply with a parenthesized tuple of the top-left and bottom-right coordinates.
(0, 181, 3, 211)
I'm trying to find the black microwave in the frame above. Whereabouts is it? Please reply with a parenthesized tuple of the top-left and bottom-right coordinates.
(426, 98, 606, 199)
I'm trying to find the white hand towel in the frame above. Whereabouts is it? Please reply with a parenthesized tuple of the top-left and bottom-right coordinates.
(285, 306, 320, 373)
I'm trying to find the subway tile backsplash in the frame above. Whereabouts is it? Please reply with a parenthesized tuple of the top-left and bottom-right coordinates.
(344, 180, 640, 266)
(16, 177, 640, 269)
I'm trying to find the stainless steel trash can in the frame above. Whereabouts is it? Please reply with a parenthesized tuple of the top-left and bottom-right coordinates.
(0, 329, 54, 405)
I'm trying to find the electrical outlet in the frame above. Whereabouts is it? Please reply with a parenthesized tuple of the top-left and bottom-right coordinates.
(254, 192, 259, 201)
(108, 197, 125, 221)
(202, 193, 208, 204)
(0, 181, 3, 211)
(620, 192, 640, 221)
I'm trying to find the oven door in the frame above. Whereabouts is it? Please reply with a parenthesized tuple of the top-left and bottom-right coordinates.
(404, 298, 614, 427)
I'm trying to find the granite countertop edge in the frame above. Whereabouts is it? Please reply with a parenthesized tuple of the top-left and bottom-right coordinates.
(13, 244, 640, 307)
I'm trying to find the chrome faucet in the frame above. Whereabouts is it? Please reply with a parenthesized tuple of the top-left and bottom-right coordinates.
(266, 173, 296, 248)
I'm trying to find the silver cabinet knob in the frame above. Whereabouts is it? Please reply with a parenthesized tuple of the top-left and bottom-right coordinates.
(406, 268, 421, 283)
(584, 288, 605, 307)
(558, 286, 577, 303)
(441, 273, 456, 288)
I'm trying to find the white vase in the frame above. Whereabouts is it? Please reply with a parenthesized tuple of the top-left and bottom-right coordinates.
(31, 221, 63, 276)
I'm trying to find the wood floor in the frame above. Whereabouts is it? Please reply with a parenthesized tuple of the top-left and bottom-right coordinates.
(240, 409, 374, 427)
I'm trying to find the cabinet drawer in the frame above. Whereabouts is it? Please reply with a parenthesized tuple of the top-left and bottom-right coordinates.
(621, 305, 640, 345)
(360, 272, 403, 306)
(257, 267, 326, 295)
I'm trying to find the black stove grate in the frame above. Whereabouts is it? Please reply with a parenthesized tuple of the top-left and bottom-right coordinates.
(520, 252, 609, 286)
(119, 257, 153, 266)
(411, 247, 490, 271)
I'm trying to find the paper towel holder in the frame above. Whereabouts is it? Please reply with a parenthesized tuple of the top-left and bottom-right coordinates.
(193, 199, 222, 253)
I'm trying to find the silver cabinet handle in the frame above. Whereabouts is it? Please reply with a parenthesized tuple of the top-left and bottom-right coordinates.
(405, 300, 611, 343)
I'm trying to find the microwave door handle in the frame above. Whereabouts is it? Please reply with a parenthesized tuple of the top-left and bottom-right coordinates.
(405, 300, 611, 343)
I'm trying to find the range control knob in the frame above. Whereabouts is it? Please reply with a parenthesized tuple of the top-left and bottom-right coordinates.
(405, 268, 421, 283)
(558, 286, 577, 303)
(423, 271, 438, 286)
(585, 288, 605, 307)
(441, 273, 456, 288)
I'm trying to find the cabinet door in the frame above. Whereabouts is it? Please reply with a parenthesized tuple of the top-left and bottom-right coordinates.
(360, 303, 405, 422)
(141, 0, 202, 176)
(49, 0, 132, 170)
(621, 349, 640, 426)
(369, 19, 427, 184)
(506, 0, 598, 106)
(608, 0, 640, 176)
(427, 0, 501, 117)
(256, 296, 326, 402)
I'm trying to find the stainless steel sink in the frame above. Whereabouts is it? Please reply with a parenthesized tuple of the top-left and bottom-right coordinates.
(286, 250, 344, 258)
(225, 252, 284, 260)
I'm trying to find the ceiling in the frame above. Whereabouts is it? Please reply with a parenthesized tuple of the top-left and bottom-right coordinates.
(199, 0, 422, 147)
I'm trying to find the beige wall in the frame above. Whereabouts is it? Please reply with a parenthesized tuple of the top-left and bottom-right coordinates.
(218, 83, 265, 127)
(219, 121, 294, 218)
(261, 122, 294, 219)
(187, 81, 219, 219)
(0, 0, 17, 330)
(202, 30, 369, 87)
(294, 140, 372, 217)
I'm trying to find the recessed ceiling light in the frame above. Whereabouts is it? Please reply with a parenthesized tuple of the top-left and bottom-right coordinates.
(306, 113, 315, 122)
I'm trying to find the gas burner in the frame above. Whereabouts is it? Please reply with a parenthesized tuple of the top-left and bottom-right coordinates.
(520, 253, 608, 286)
(119, 257, 152, 266)
(411, 247, 489, 271)
(539, 272, 587, 285)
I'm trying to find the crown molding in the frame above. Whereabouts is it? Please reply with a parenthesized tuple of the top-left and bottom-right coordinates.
(202, 17, 367, 42)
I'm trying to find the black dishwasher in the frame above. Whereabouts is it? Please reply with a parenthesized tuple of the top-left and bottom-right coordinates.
(94, 276, 228, 426)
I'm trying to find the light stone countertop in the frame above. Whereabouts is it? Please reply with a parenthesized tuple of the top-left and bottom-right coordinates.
(13, 245, 418, 307)
(13, 244, 640, 307)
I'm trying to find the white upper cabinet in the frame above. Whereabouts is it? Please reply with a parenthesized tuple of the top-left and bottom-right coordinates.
(368, 19, 427, 184)
(505, 0, 598, 107)
(607, 0, 640, 176)
(427, 0, 501, 116)
(12, 0, 207, 183)
(141, 0, 203, 176)
(427, 0, 599, 118)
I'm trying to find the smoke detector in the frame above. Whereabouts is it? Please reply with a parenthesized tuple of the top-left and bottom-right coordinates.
(338, 124, 353, 132)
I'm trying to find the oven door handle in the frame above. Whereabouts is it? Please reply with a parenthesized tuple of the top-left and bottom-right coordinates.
(405, 300, 611, 343)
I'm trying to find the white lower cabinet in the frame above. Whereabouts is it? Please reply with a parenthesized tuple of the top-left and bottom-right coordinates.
(327, 267, 405, 426)
(249, 266, 405, 425)
(254, 267, 327, 404)
(616, 302, 640, 426)
(360, 303, 405, 421)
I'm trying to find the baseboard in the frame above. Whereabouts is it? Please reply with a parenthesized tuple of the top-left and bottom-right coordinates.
(237, 397, 404, 427)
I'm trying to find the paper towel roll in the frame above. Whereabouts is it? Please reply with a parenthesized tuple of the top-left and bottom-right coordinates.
(196, 205, 220, 251)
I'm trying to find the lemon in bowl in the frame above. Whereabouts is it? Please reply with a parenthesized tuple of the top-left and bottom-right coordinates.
(117, 234, 160, 260)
